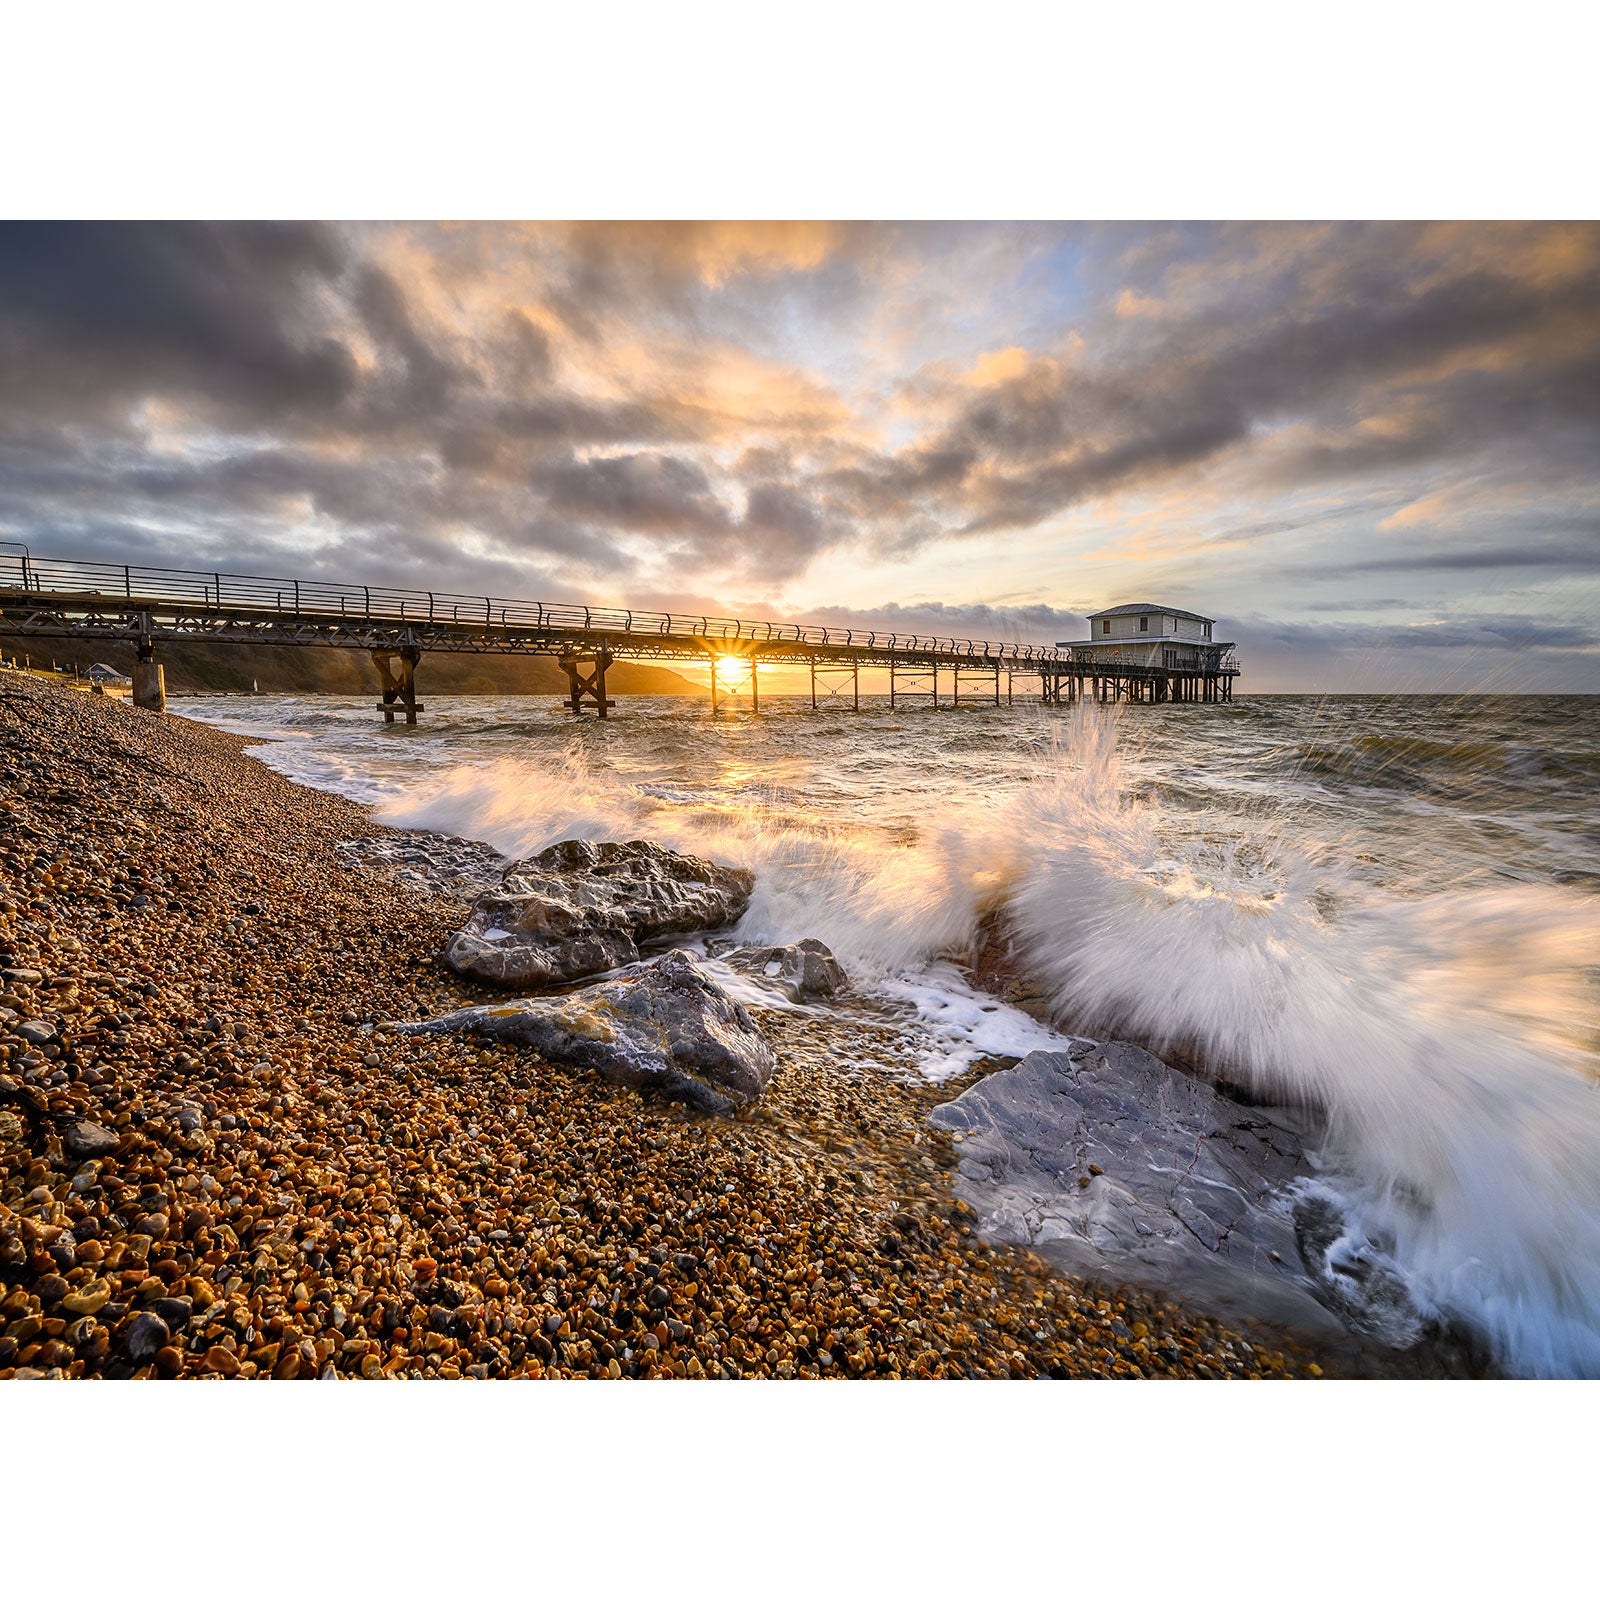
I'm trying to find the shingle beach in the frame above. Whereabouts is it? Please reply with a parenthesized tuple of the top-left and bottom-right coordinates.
(0, 673, 1317, 1379)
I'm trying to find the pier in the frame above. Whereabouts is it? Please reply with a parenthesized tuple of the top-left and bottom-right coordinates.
(2, 554, 1240, 718)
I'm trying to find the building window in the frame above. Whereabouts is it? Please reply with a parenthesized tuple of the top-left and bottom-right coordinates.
(1101, 620, 1110, 634)
(1139, 616, 1148, 632)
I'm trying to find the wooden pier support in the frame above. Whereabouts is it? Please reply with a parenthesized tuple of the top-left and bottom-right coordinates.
(559, 649, 617, 717)
(372, 644, 424, 724)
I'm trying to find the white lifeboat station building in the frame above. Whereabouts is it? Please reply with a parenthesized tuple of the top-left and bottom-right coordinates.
(1051, 603, 1239, 704)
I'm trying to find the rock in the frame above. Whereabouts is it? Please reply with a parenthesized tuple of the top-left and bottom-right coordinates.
(723, 938, 847, 1002)
(64, 1121, 119, 1159)
(151, 1296, 192, 1332)
(1291, 1190, 1426, 1346)
(62, 1279, 111, 1317)
(203, 1346, 241, 1375)
(124, 1311, 170, 1364)
(15, 1019, 56, 1045)
(443, 839, 754, 989)
(928, 1042, 1372, 1338)
(404, 950, 776, 1114)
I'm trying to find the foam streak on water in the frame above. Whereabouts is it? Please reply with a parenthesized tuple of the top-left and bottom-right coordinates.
(182, 690, 1600, 1373)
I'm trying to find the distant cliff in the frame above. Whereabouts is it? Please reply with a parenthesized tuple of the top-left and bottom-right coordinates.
(0, 634, 707, 697)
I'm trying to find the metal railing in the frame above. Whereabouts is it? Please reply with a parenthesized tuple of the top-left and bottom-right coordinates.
(0, 552, 1069, 664)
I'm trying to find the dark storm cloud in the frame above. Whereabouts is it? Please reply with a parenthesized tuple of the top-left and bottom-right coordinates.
(352, 263, 470, 422)
(541, 452, 733, 535)
(0, 222, 356, 420)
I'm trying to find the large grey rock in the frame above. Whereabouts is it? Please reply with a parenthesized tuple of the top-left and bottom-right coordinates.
(403, 950, 774, 1114)
(723, 938, 847, 1003)
(444, 839, 754, 989)
(929, 1043, 1423, 1341)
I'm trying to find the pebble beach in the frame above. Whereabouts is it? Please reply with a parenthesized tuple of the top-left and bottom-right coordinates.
(0, 673, 1320, 1380)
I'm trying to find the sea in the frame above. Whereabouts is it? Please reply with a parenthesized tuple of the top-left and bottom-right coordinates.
(179, 690, 1600, 1377)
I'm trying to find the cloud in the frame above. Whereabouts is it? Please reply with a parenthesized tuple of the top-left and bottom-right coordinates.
(0, 222, 356, 422)
(542, 451, 733, 535)
(0, 221, 1596, 690)
(1237, 611, 1600, 653)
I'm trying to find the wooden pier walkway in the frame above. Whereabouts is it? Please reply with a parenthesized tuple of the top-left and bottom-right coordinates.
(2, 554, 1239, 719)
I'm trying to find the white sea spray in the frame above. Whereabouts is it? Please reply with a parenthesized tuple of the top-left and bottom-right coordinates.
(1007, 706, 1600, 1377)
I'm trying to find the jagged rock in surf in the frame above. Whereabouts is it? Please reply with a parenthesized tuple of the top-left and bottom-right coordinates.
(723, 938, 848, 1003)
(443, 839, 754, 989)
(401, 950, 775, 1114)
(1291, 1190, 1426, 1347)
(928, 1043, 1425, 1342)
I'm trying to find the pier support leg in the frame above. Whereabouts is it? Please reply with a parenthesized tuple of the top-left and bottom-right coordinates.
(890, 661, 939, 710)
(560, 651, 617, 717)
(372, 645, 424, 724)
(132, 648, 166, 713)
(810, 661, 860, 711)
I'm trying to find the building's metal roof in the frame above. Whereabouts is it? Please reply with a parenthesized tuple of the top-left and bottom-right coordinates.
(1085, 602, 1215, 624)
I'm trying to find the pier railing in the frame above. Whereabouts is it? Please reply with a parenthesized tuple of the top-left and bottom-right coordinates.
(0, 553, 1069, 664)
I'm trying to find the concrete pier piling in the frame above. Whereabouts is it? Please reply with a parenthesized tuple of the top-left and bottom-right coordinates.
(132, 657, 166, 712)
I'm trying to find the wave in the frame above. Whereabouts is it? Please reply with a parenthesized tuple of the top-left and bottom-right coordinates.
(378, 743, 994, 978)
(1008, 707, 1600, 1377)
(1294, 731, 1600, 794)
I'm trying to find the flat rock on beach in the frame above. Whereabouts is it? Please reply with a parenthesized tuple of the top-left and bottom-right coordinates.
(403, 950, 776, 1113)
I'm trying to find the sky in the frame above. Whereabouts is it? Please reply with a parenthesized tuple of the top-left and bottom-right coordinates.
(1, 219, 1597, 692)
